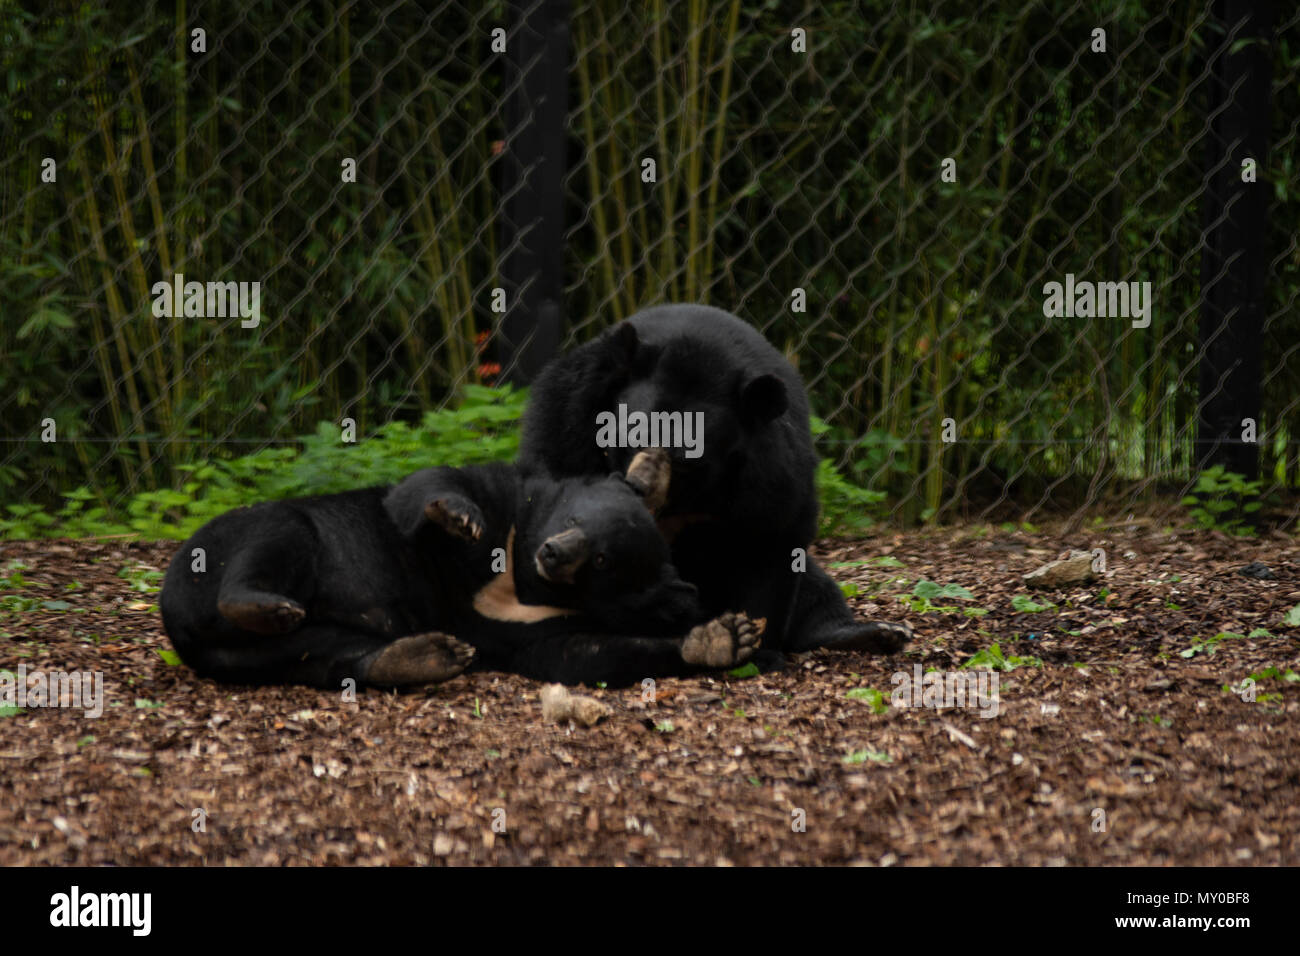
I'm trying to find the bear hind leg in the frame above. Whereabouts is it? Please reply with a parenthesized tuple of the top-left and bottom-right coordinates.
(786, 558, 911, 654)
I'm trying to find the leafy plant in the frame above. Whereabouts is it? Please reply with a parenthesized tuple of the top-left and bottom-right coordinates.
(3, 385, 892, 543)
(118, 565, 164, 593)
(961, 643, 1041, 671)
(1011, 594, 1056, 613)
(1180, 466, 1264, 536)
(845, 687, 888, 714)
(1222, 665, 1299, 698)
(1180, 630, 1247, 658)
(900, 579, 975, 613)
(815, 458, 888, 537)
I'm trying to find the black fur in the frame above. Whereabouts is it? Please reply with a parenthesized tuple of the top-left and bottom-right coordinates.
(160, 459, 743, 689)
(519, 303, 911, 656)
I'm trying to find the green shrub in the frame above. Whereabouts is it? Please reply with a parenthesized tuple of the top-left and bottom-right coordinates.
(1180, 466, 1263, 536)
(3, 387, 889, 541)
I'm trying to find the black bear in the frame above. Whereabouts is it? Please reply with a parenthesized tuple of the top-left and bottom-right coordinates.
(518, 303, 910, 657)
(161, 448, 763, 689)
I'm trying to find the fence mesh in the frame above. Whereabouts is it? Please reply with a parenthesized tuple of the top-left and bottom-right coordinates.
(2, 0, 1298, 533)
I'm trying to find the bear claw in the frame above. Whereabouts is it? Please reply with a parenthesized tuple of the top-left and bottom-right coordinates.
(363, 632, 475, 687)
(681, 611, 765, 668)
(424, 496, 484, 541)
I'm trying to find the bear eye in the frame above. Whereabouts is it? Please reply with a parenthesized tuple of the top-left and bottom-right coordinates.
(593, 553, 608, 570)
(565, 516, 578, 527)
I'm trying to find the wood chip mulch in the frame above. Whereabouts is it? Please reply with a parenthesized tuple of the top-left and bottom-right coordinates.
(1, 524, 1297, 866)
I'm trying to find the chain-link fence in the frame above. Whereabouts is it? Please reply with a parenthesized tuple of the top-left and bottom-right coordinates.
(2, 0, 1298, 533)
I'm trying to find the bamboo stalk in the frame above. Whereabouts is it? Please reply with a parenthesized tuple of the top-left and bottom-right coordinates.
(127, 54, 181, 417)
(683, 0, 704, 299)
(89, 51, 170, 424)
(423, 93, 475, 387)
(174, 0, 188, 276)
(652, 0, 675, 300)
(19, 159, 35, 266)
(69, 195, 126, 453)
(701, 0, 741, 299)
(574, 14, 622, 321)
(403, 104, 464, 387)
(74, 136, 151, 471)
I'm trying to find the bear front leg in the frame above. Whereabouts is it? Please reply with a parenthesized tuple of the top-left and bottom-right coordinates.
(502, 611, 764, 686)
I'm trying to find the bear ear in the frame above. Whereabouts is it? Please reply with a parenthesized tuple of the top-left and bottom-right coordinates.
(609, 321, 638, 360)
(739, 372, 787, 423)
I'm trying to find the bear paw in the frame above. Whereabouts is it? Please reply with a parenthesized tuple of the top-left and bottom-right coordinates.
(363, 632, 475, 686)
(817, 620, 912, 654)
(681, 611, 765, 668)
(423, 495, 485, 542)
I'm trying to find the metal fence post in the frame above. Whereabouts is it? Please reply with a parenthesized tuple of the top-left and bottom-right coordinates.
(1197, 0, 1274, 479)
(497, 0, 570, 385)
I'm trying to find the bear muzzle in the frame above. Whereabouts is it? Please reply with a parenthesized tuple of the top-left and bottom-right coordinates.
(535, 528, 589, 583)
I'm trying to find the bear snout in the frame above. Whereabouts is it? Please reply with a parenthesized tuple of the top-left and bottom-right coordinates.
(535, 528, 589, 583)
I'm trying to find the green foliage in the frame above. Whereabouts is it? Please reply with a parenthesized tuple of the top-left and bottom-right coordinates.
(1180, 467, 1264, 535)
(3, 2, 1300, 527)
(815, 459, 888, 537)
(0, 386, 526, 540)
(845, 687, 888, 714)
(1179, 631, 1245, 659)
(900, 579, 975, 613)
(912, 581, 974, 601)
(2, 384, 889, 542)
(0, 561, 30, 589)
(1011, 594, 1056, 613)
(1222, 665, 1299, 699)
(118, 565, 164, 593)
(811, 416, 890, 536)
(961, 643, 1042, 671)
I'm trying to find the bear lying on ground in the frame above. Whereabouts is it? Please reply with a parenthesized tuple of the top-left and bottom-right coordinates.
(518, 303, 910, 659)
(160, 449, 763, 689)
